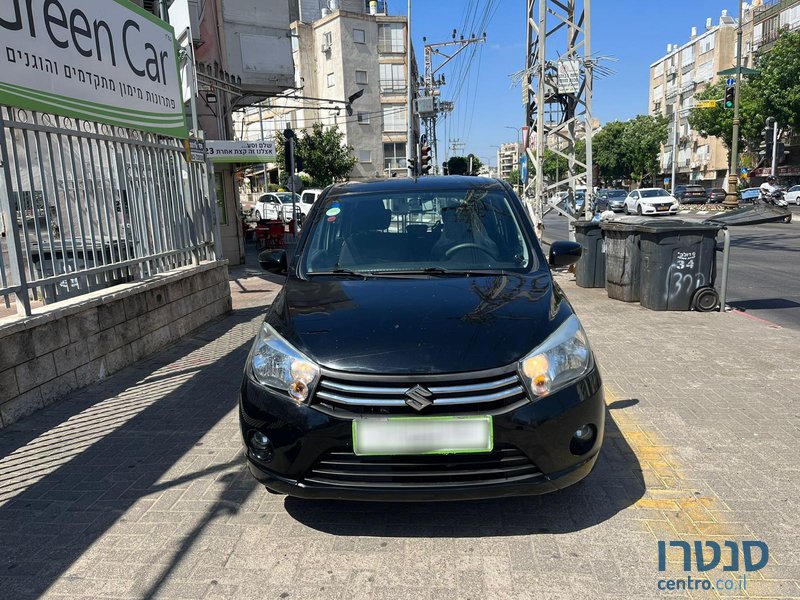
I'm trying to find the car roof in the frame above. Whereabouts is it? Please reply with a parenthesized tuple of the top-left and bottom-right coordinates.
(327, 176, 507, 195)
(637, 187, 669, 191)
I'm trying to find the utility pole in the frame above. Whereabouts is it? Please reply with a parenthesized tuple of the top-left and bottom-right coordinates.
(724, 0, 744, 208)
(771, 119, 779, 176)
(421, 33, 486, 174)
(524, 0, 594, 239)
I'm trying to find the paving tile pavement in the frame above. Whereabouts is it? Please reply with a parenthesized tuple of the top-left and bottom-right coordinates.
(0, 263, 797, 599)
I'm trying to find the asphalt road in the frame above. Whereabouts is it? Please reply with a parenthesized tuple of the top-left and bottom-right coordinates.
(541, 205, 800, 330)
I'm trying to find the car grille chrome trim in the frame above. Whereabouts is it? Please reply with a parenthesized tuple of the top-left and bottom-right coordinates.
(316, 385, 525, 407)
(319, 374, 520, 396)
(312, 369, 528, 414)
(303, 446, 544, 488)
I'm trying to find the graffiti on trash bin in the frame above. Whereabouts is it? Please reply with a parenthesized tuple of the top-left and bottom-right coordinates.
(666, 251, 705, 299)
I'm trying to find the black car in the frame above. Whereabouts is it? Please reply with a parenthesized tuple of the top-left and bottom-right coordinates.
(674, 184, 707, 203)
(706, 188, 727, 203)
(240, 176, 604, 501)
(594, 189, 627, 212)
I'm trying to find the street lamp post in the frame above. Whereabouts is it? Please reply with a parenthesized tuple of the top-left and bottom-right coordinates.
(724, 0, 744, 208)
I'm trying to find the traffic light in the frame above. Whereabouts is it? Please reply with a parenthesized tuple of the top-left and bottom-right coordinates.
(442, 161, 449, 175)
(762, 117, 776, 160)
(724, 85, 735, 109)
(295, 155, 304, 172)
(420, 145, 432, 175)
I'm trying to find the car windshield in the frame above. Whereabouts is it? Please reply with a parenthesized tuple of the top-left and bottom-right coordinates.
(301, 186, 534, 275)
(275, 193, 301, 204)
(640, 189, 671, 198)
(685, 186, 704, 191)
(607, 190, 626, 198)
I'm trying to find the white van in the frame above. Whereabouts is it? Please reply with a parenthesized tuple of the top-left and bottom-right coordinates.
(299, 189, 323, 217)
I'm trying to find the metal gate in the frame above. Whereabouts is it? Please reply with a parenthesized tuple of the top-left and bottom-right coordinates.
(0, 107, 218, 317)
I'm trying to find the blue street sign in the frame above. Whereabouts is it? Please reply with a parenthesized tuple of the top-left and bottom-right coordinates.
(726, 77, 735, 86)
(520, 155, 528, 182)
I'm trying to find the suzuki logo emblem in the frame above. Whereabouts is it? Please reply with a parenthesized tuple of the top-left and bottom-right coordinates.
(404, 384, 434, 411)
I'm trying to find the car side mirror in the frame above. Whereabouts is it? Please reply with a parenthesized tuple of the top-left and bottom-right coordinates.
(549, 241, 582, 268)
(258, 249, 287, 273)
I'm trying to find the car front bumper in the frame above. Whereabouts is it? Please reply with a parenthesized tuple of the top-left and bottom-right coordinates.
(239, 366, 604, 501)
(641, 204, 679, 215)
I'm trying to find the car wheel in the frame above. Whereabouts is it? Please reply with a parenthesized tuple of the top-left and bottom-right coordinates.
(637, 205, 643, 215)
(254, 210, 261, 221)
(623, 204, 629, 215)
(784, 213, 792, 224)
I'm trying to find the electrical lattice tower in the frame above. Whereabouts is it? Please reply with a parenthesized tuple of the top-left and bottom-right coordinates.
(524, 0, 594, 237)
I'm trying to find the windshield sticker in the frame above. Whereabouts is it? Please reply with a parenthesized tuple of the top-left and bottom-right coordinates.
(327, 216, 337, 223)
(326, 207, 341, 216)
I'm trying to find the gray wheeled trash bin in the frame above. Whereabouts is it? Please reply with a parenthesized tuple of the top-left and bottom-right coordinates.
(638, 220, 723, 311)
(574, 220, 605, 288)
(600, 217, 650, 302)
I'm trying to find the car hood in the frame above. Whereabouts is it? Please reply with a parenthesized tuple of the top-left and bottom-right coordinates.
(269, 273, 567, 374)
(641, 196, 676, 204)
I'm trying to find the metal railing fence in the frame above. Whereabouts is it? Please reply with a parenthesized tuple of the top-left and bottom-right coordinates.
(0, 107, 218, 316)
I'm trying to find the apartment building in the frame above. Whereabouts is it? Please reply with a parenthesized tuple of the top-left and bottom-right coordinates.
(235, 0, 419, 182)
(649, 10, 738, 188)
(496, 143, 521, 180)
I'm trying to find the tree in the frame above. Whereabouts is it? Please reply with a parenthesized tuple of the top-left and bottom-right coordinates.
(447, 154, 483, 175)
(688, 79, 764, 156)
(275, 122, 356, 187)
(542, 140, 585, 183)
(752, 30, 800, 133)
(593, 121, 630, 182)
(506, 169, 520, 186)
(621, 114, 669, 185)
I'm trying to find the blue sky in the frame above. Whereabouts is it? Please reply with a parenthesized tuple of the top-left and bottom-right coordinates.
(392, 0, 738, 167)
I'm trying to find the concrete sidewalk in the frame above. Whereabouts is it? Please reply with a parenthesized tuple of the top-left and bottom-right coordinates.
(0, 261, 797, 599)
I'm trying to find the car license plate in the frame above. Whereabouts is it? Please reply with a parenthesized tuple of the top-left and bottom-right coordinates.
(352, 416, 493, 456)
(657, 205, 669, 211)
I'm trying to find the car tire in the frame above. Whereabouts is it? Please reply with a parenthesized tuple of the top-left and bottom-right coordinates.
(623, 204, 629, 215)
(254, 210, 261, 221)
(637, 205, 643, 215)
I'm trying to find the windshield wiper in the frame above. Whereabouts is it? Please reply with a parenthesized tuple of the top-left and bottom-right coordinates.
(307, 268, 374, 278)
(381, 267, 508, 276)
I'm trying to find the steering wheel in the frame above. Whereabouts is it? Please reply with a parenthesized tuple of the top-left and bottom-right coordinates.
(444, 243, 496, 260)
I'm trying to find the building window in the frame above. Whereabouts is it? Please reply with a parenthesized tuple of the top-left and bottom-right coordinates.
(653, 62, 664, 78)
(378, 23, 405, 53)
(681, 46, 694, 67)
(695, 60, 713, 82)
(358, 150, 372, 163)
(357, 112, 370, 124)
(354, 28, 366, 44)
(382, 105, 406, 132)
(355, 70, 368, 85)
(652, 84, 663, 100)
(323, 32, 332, 46)
(214, 173, 228, 226)
(327, 73, 335, 87)
(379, 63, 405, 93)
(699, 35, 715, 54)
(384, 142, 406, 172)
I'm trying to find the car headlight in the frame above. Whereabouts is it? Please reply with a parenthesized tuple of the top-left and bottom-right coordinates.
(518, 315, 592, 398)
(249, 323, 319, 403)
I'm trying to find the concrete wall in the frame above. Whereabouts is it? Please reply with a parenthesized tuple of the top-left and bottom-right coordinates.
(0, 262, 232, 429)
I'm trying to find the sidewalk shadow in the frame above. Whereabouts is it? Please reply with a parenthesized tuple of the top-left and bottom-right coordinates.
(0, 307, 264, 599)
(283, 407, 645, 536)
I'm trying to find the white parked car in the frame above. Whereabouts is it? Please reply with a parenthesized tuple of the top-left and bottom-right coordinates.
(299, 188, 323, 217)
(785, 185, 800, 206)
(623, 188, 679, 216)
(253, 192, 302, 222)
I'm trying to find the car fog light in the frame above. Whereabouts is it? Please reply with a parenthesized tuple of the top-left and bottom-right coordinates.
(249, 431, 274, 462)
(570, 424, 597, 456)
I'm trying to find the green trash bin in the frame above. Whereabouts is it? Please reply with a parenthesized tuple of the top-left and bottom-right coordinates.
(637, 220, 723, 311)
(600, 217, 650, 302)
(574, 220, 606, 288)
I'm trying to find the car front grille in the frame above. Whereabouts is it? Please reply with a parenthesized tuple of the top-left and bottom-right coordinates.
(303, 445, 543, 488)
(311, 368, 529, 417)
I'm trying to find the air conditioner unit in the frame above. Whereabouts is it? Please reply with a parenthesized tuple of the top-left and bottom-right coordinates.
(690, 161, 699, 169)
(321, 42, 332, 53)
(668, 66, 678, 76)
